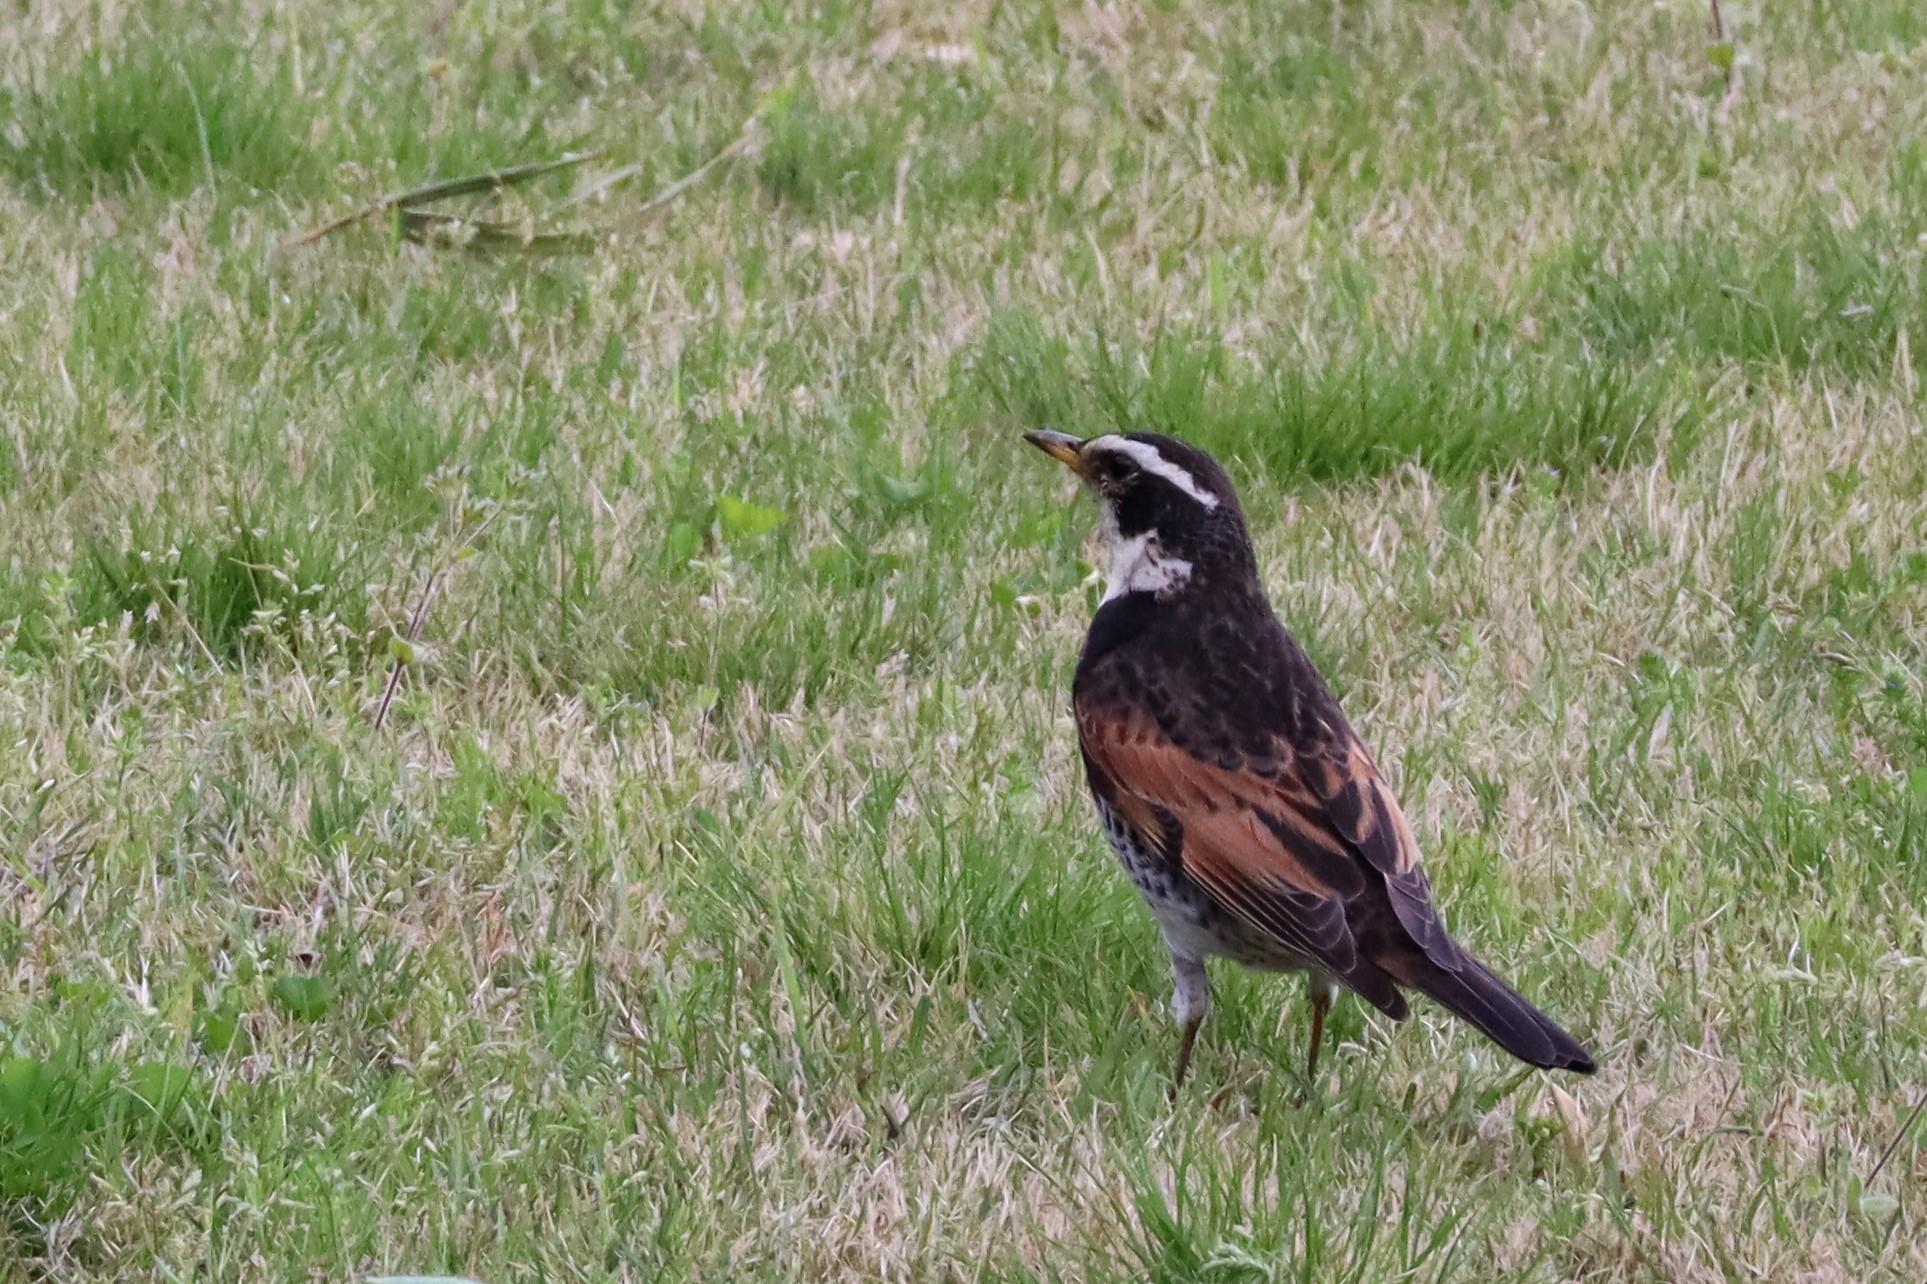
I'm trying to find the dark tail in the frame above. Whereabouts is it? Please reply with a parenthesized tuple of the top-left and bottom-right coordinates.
(1395, 949, 1596, 1074)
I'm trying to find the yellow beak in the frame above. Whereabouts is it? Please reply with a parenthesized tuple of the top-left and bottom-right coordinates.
(1023, 428, 1086, 473)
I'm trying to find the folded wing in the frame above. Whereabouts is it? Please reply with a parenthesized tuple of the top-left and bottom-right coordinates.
(1077, 698, 1414, 1015)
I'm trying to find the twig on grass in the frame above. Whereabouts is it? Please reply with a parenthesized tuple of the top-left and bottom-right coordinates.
(395, 209, 596, 254)
(552, 119, 756, 218)
(290, 116, 755, 257)
(372, 510, 497, 732)
(287, 151, 603, 249)
(1867, 1086, 1926, 1187)
(371, 571, 439, 733)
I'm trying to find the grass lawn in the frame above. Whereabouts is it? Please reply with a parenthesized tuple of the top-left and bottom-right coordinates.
(2, 0, 1924, 1279)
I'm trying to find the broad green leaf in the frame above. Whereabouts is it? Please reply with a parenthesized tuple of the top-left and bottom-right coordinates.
(715, 495, 789, 540)
(808, 544, 855, 578)
(664, 519, 703, 564)
(0, 1056, 53, 1122)
(195, 1000, 246, 1054)
(874, 471, 928, 507)
(121, 1061, 214, 1144)
(124, 1062, 205, 1119)
(683, 684, 720, 719)
(272, 975, 335, 1021)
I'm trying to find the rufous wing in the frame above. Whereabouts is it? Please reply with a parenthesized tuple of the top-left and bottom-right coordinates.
(1076, 701, 1379, 974)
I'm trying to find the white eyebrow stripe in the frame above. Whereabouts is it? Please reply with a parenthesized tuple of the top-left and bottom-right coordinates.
(1090, 437, 1219, 509)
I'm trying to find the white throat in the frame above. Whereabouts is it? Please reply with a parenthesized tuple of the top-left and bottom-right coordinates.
(1103, 528, 1193, 602)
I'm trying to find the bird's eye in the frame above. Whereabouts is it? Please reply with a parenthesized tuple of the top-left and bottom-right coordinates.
(1105, 456, 1139, 483)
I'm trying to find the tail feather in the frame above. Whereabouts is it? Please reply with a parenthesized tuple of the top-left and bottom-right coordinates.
(1339, 958, 1410, 1021)
(1390, 950, 1596, 1074)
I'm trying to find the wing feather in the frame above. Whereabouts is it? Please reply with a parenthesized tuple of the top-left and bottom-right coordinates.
(1079, 704, 1365, 972)
(1307, 739, 1455, 960)
(1077, 689, 1466, 976)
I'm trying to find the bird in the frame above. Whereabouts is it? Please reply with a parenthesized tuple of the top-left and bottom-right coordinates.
(1023, 427, 1596, 1090)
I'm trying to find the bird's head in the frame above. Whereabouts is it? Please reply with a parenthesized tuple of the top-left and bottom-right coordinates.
(1024, 429, 1256, 602)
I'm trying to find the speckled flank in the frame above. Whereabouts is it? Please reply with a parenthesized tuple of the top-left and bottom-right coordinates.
(1092, 793, 1311, 974)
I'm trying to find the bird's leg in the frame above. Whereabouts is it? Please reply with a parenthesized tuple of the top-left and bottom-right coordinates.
(1304, 973, 1339, 1088)
(1170, 954, 1211, 1095)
